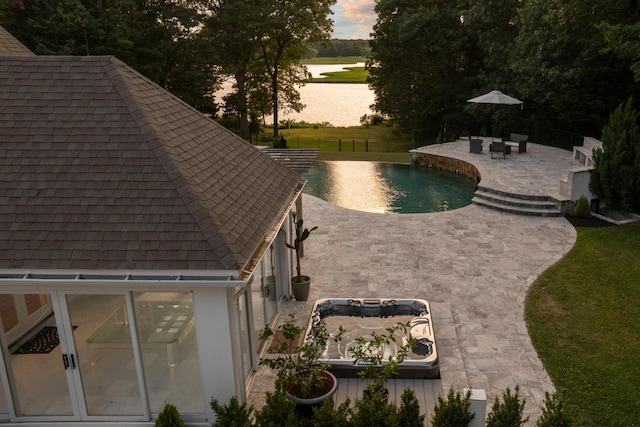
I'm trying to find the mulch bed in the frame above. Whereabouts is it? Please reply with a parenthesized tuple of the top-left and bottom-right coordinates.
(565, 215, 615, 228)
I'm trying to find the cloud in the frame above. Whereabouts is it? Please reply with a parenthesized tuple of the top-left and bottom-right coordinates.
(332, 0, 376, 39)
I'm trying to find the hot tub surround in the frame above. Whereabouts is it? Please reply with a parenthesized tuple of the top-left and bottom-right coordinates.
(303, 298, 440, 379)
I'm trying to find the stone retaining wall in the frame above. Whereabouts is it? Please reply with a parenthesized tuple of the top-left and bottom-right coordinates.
(410, 151, 481, 184)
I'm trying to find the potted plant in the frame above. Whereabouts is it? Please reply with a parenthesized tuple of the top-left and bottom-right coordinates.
(259, 313, 343, 417)
(286, 211, 317, 301)
(348, 322, 417, 400)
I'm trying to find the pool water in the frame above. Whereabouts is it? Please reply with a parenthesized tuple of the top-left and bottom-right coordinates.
(302, 161, 476, 214)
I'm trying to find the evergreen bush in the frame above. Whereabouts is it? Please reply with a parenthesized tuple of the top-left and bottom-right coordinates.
(210, 396, 253, 427)
(311, 397, 353, 427)
(573, 196, 591, 218)
(351, 387, 397, 427)
(431, 389, 474, 427)
(154, 403, 184, 427)
(253, 391, 299, 427)
(486, 386, 529, 427)
(397, 388, 425, 427)
(590, 97, 640, 212)
(536, 392, 573, 427)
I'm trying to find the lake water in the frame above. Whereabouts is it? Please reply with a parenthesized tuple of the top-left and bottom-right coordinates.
(217, 63, 375, 127)
(302, 161, 477, 214)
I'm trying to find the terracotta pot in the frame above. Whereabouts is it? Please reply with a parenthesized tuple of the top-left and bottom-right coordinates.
(291, 276, 311, 301)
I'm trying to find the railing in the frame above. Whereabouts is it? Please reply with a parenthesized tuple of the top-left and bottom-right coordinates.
(274, 136, 420, 153)
(255, 127, 587, 153)
(530, 127, 585, 151)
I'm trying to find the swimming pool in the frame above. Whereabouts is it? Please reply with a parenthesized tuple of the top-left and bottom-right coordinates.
(302, 161, 477, 214)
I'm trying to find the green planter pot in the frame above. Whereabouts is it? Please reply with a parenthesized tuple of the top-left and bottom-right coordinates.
(291, 276, 311, 301)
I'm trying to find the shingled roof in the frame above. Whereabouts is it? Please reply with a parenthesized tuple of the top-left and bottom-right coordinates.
(0, 26, 34, 56)
(0, 55, 302, 272)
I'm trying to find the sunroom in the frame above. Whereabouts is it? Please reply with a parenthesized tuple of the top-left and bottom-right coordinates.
(0, 44, 302, 425)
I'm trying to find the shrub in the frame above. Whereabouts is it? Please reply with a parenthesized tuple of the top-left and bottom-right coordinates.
(351, 387, 398, 427)
(536, 392, 573, 427)
(431, 389, 474, 427)
(573, 196, 591, 218)
(486, 386, 529, 427)
(154, 403, 184, 427)
(210, 396, 253, 427)
(312, 397, 353, 427)
(253, 391, 299, 427)
(397, 388, 425, 427)
(590, 97, 640, 212)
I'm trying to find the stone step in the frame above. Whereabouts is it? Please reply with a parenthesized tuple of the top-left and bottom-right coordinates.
(472, 197, 562, 216)
(473, 189, 557, 209)
(472, 187, 562, 217)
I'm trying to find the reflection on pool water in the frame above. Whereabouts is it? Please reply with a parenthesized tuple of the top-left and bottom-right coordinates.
(302, 161, 477, 214)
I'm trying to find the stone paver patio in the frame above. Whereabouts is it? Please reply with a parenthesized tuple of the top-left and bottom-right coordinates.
(248, 141, 580, 424)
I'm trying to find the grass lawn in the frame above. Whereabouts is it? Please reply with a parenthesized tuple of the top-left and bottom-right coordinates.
(525, 222, 640, 426)
(309, 66, 368, 83)
(316, 151, 410, 163)
(278, 125, 418, 153)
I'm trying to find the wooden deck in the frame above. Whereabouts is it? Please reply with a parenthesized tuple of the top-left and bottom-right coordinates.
(334, 378, 444, 426)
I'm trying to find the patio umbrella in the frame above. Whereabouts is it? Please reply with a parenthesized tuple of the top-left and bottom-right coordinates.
(467, 90, 523, 108)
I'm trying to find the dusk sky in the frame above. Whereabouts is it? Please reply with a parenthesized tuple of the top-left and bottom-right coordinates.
(331, 0, 376, 40)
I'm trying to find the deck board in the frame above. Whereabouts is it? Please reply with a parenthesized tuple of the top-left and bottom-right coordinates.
(333, 378, 443, 425)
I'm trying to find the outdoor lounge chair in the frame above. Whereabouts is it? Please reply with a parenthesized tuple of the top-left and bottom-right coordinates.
(504, 133, 528, 153)
(490, 141, 509, 159)
(469, 138, 483, 154)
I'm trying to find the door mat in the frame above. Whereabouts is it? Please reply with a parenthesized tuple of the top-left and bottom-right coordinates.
(13, 326, 77, 355)
(268, 330, 300, 354)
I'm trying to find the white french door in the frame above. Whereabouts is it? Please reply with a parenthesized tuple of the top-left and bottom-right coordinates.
(3, 292, 147, 422)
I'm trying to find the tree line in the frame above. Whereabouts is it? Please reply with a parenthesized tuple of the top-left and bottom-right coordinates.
(4, 0, 640, 142)
(367, 0, 640, 141)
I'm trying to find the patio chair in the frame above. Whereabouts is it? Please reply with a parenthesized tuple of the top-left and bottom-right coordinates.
(469, 138, 483, 154)
(490, 141, 509, 159)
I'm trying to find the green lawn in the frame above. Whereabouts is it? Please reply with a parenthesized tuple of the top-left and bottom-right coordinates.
(525, 223, 640, 426)
(309, 66, 368, 83)
(278, 125, 418, 153)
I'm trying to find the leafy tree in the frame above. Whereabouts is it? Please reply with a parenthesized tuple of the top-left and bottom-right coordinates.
(206, 0, 264, 138)
(368, 0, 474, 135)
(257, 0, 336, 140)
(431, 388, 474, 427)
(590, 97, 640, 212)
(511, 0, 637, 136)
(0, 0, 220, 114)
(485, 386, 529, 427)
(536, 392, 573, 427)
(0, 0, 93, 55)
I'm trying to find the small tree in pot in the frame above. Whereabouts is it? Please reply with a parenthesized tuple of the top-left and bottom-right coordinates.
(259, 313, 344, 417)
(286, 211, 317, 301)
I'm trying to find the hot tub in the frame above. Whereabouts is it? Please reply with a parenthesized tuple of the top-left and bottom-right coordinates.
(303, 298, 439, 379)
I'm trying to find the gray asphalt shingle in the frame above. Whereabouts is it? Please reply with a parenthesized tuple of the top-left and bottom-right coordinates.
(0, 54, 301, 271)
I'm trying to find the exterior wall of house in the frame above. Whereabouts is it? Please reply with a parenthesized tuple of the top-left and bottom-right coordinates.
(0, 219, 295, 426)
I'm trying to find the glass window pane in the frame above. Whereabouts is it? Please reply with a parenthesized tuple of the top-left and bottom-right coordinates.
(238, 293, 252, 384)
(1, 293, 72, 416)
(69, 294, 142, 416)
(133, 292, 204, 414)
(0, 295, 18, 333)
(24, 294, 47, 316)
